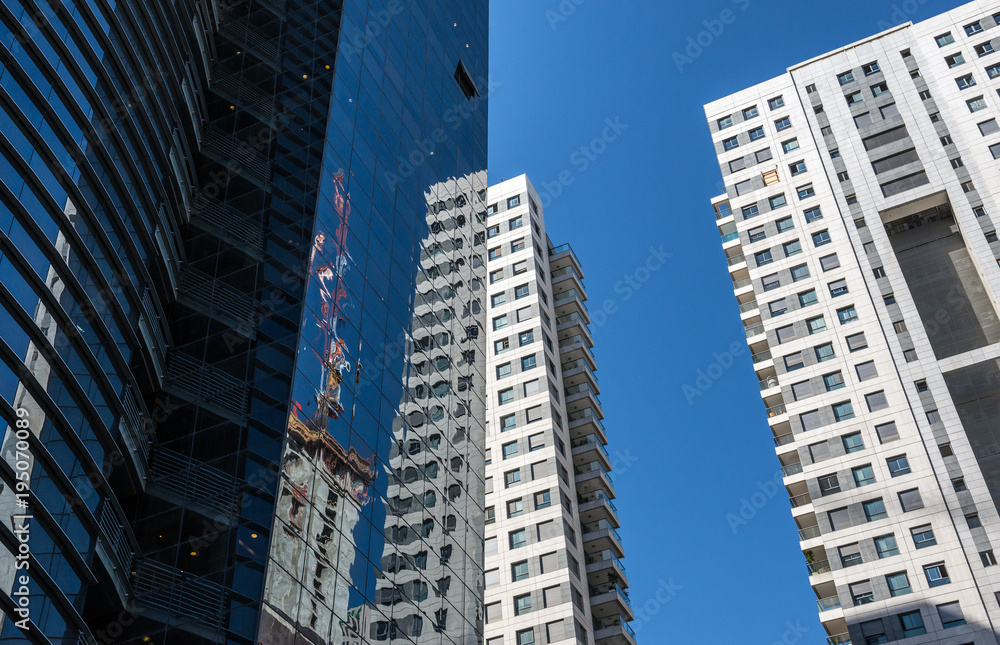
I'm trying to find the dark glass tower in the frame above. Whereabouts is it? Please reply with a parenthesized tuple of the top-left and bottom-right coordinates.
(0, 0, 488, 643)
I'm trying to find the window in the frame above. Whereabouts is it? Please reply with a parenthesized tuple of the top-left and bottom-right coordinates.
(824, 372, 845, 391)
(487, 225, 501, 238)
(807, 316, 826, 334)
(898, 488, 923, 512)
(509, 528, 526, 548)
(513, 260, 528, 275)
(977, 41, 995, 57)
(769, 194, 787, 209)
(742, 204, 760, 219)
(883, 293, 896, 305)
(880, 103, 900, 118)
(829, 148, 840, 158)
(829, 279, 848, 297)
(846, 90, 864, 105)
(782, 138, 799, 153)
(512, 561, 529, 581)
(936, 32, 955, 46)
(838, 71, 855, 85)
(968, 96, 988, 112)
(953, 477, 967, 492)
(507, 195, 521, 208)
(511, 238, 526, 253)
(776, 216, 794, 233)
(968, 513, 983, 528)
(946, 52, 965, 67)
(729, 158, 746, 172)
(982, 550, 997, 566)
(851, 580, 875, 606)
(490, 269, 504, 284)
(799, 290, 818, 307)
(963, 180, 976, 192)
(899, 611, 925, 638)
(992, 143, 1000, 159)
(491, 293, 506, 307)
(784, 352, 804, 371)
(966, 20, 984, 35)
(800, 409, 822, 430)
(495, 338, 510, 354)
(768, 96, 784, 110)
(717, 115, 734, 130)
(886, 572, 912, 597)
(904, 348, 918, 362)
(797, 184, 815, 199)
(989, 64, 1000, 79)
(865, 390, 889, 412)
(854, 113, 872, 128)
(754, 250, 773, 267)
(507, 499, 523, 517)
(504, 470, 521, 488)
(749, 227, 766, 243)
(763, 274, 781, 291)
(755, 148, 772, 163)
(789, 161, 806, 176)
(774, 117, 791, 131)
(791, 264, 810, 281)
(791, 380, 813, 400)
(496, 363, 512, 379)
(485, 507, 495, 524)
(838, 306, 858, 324)
(815, 343, 836, 362)
(777, 325, 796, 344)
(519, 330, 534, 345)
(521, 355, 537, 371)
(911, 525, 936, 548)
(819, 474, 841, 495)
(924, 562, 950, 587)
(957, 73, 976, 89)
(938, 602, 966, 629)
(833, 401, 855, 421)
(840, 543, 863, 567)
(723, 137, 740, 151)
(829, 507, 851, 531)
(847, 334, 869, 354)
(526, 406, 542, 423)
(488, 246, 502, 261)
(516, 629, 535, 645)
(837, 170, 850, 182)
(498, 388, 514, 405)
(864, 498, 887, 521)
(514, 594, 531, 616)
(812, 230, 831, 246)
(853, 465, 876, 487)
(821, 125, 833, 136)
(501, 414, 517, 431)
(743, 105, 759, 119)
(514, 284, 530, 299)
(516, 306, 531, 322)
(502, 441, 518, 460)
(749, 126, 765, 141)
(817, 255, 840, 273)
(975, 206, 988, 218)
(783, 240, 803, 258)
(804, 207, 823, 223)
(843, 433, 864, 454)
(806, 84, 817, 93)
(875, 535, 899, 558)
(940, 442, 953, 457)
(874, 422, 898, 445)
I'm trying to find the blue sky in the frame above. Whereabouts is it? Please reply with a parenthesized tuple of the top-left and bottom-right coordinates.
(488, 0, 963, 641)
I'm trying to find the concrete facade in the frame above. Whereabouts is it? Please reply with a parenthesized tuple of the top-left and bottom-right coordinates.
(706, 2, 1000, 643)
(482, 176, 636, 645)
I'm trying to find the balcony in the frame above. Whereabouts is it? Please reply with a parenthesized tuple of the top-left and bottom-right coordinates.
(816, 596, 842, 612)
(752, 349, 773, 364)
(554, 288, 587, 317)
(559, 334, 596, 362)
(579, 490, 619, 527)
(589, 582, 634, 622)
(132, 559, 227, 630)
(549, 243, 584, 275)
(551, 264, 585, 291)
(766, 403, 787, 418)
(773, 432, 794, 447)
(562, 358, 600, 395)
(575, 461, 614, 497)
(583, 519, 624, 556)
(572, 433, 611, 465)
(191, 193, 265, 258)
(789, 492, 812, 509)
(557, 311, 593, 341)
(586, 549, 629, 587)
(808, 559, 831, 576)
(566, 381, 601, 406)
(760, 375, 780, 391)
(739, 300, 759, 314)
(781, 462, 803, 477)
(201, 124, 273, 187)
(569, 407, 605, 438)
(826, 634, 852, 645)
(179, 267, 258, 334)
(727, 253, 747, 267)
(218, 20, 280, 68)
(149, 448, 241, 518)
(164, 352, 249, 420)
(594, 614, 637, 645)
(745, 323, 766, 340)
(733, 277, 752, 291)
(721, 231, 740, 243)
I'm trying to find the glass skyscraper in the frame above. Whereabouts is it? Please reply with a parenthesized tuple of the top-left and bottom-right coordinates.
(0, 0, 488, 643)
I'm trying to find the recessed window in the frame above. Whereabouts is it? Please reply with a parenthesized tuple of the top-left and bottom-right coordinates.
(717, 115, 734, 130)
(865, 390, 889, 412)
(846, 90, 864, 106)
(769, 194, 787, 209)
(946, 53, 965, 68)
(871, 82, 889, 96)
(954, 477, 967, 492)
(774, 117, 791, 131)
(776, 216, 794, 233)
(886, 571, 912, 597)
(956, 73, 976, 89)
(507, 498, 524, 518)
(853, 465, 876, 487)
(911, 525, 936, 548)
(863, 498, 887, 521)
(806, 316, 826, 334)
(898, 488, 923, 512)
(783, 240, 802, 257)
(804, 207, 823, 223)
(976, 41, 995, 57)
(828, 279, 848, 297)
(899, 611, 926, 638)
(875, 534, 899, 558)
(839, 543, 862, 567)
(815, 343, 835, 362)
(855, 360, 877, 381)
(832, 401, 855, 421)
(749, 126, 765, 141)
(838, 306, 858, 324)
(938, 602, 966, 629)
(936, 32, 955, 47)
(968, 513, 983, 528)
(812, 230, 831, 246)
(789, 161, 807, 176)
(798, 290, 818, 307)
(782, 138, 799, 153)
(742, 105, 759, 119)
(968, 96, 988, 112)
(838, 71, 855, 85)
(920, 89, 932, 100)
(887, 455, 910, 477)
(819, 254, 839, 271)
(768, 96, 785, 110)
(818, 474, 841, 495)
(851, 580, 874, 606)
(797, 184, 815, 199)
(843, 432, 864, 454)
(755, 148, 772, 163)
(847, 333, 869, 353)
(924, 562, 950, 587)
(824, 372, 845, 391)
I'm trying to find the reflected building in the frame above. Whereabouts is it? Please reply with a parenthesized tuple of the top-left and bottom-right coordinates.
(0, 0, 489, 644)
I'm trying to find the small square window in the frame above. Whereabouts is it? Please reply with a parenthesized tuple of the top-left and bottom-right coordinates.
(776, 216, 794, 233)
(912, 525, 936, 548)
(742, 105, 759, 119)
(887, 455, 910, 477)
(936, 32, 955, 47)
(797, 184, 815, 199)
(924, 562, 950, 587)
(968, 513, 983, 529)
(812, 230, 831, 246)
(838, 71, 855, 85)
(843, 432, 864, 454)
(768, 96, 785, 110)
(717, 115, 734, 130)
(774, 117, 791, 131)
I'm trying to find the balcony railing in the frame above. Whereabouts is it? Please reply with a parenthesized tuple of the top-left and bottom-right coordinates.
(739, 300, 759, 313)
(781, 462, 803, 477)
(590, 582, 631, 607)
(557, 312, 587, 328)
(745, 324, 765, 339)
(752, 350, 772, 364)
(554, 289, 586, 307)
(721, 231, 740, 243)
(132, 558, 227, 629)
(816, 596, 842, 612)
(774, 433, 794, 447)
(727, 254, 746, 266)
(551, 265, 583, 283)
(798, 525, 821, 540)
(766, 403, 787, 417)
(760, 376, 779, 390)
(807, 559, 831, 575)
(580, 490, 617, 512)
(549, 243, 582, 269)
(569, 408, 604, 432)
(562, 358, 598, 382)
(585, 549, 626, 574)
(583, 519, 623, 545)
(575, 461, 612, 482)
(826, 634, 852, 645)
(572, 433, 610, 458)
(733, 277, 752, 290)
(789, 492, 811, 508)
(594, 614, 636, 637)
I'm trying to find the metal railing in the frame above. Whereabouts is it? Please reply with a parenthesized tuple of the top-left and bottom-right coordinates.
(727, 254, 746, 266)
(98, 497, 137, 578)
(551, 265, 582, 282)
(556, 312, 587, 327)
(201, 124, 273, 186)
(561, 358, 598, 383)
(752, 350, 772, 363)
(549, 243, 582, 269)
(733, 277, 752, 289)
(766, 403, 787, 417)
(554, 289, 585, 307)
(760, 376, 779, 390)
(575, 461, 612, 482)
(745, 324, 765, 339)
(808, 559, 831, 575)
(569, 408, 605, 432)
(594, 614, 636, 637)
(590, 582, 631, 607)
(133, 559, 227, 628)
(586, 549, 627, 574)
(180, 267, 258, 333)
(192, 193, 265, 256)
(798, 525, 821, 540)
(566, 382, 597, 398)
(739, 300, 759, 313)
(826, 634, 852, 645)
(774, 433, 794, 447)
(151, 448, 240, 517)
(816, 596, 841, 612)
(580, 490, 617, 512)
(571, 433, 609, 457)
(219, 20, 280, 67)
(583, 520, 623, 545)
(165, 352, 248, 419)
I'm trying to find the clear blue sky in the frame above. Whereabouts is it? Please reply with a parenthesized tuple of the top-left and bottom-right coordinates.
(488, 0, 962, 642)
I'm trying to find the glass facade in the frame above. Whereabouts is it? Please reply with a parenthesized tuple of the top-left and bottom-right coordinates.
(0, 0, 488, 643)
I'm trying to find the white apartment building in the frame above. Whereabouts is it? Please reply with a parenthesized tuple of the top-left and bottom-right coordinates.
(705, 2, 1000, 644)
(482, 176, 635, 645)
